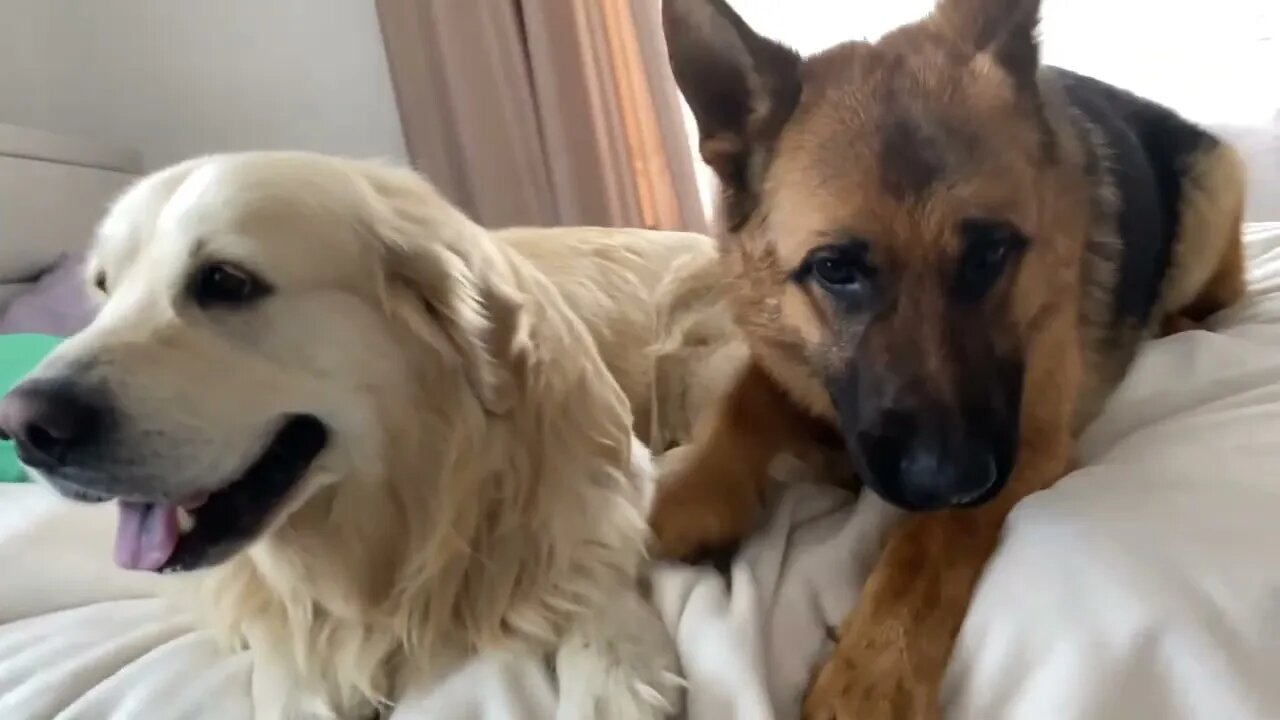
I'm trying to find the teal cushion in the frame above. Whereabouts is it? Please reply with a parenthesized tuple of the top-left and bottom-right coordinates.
(0, 334, 62, 483)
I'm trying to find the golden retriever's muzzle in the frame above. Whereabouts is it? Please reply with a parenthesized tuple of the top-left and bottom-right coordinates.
(0, 378, 113, 480)
(828, 349, 1023, 512)
(0, 378, 328, 573)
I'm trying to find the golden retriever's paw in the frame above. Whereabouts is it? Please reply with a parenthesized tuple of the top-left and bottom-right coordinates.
(556, 590, 683, 719)
(592, 670, 684, 720)
(647, 468, 762, 563)
(558, 686, 679, 720)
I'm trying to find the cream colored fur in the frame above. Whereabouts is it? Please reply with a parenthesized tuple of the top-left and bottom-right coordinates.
(22, 151, 740, 719)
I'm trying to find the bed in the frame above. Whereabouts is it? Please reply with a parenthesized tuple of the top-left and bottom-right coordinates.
(3, 130, 1280, 718)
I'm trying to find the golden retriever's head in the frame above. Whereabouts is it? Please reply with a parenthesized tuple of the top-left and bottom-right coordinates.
(0, 152, 528, 573)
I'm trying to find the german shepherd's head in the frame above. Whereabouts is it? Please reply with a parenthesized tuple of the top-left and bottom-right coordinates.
(665, 0, 1091, 510)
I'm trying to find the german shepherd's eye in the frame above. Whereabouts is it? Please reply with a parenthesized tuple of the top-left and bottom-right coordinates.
(815, 255, 861, 287)
(953, 219, 1028, 303)
(805, 243, 876, 297)
(797, 241, 878, 312)
(190, 262, 272, 308)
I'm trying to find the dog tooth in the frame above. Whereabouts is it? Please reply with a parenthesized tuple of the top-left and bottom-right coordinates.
(177, 507, 196, 534)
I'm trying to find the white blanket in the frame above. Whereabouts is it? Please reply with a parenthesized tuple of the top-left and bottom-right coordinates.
(4, 223, 1280, 719)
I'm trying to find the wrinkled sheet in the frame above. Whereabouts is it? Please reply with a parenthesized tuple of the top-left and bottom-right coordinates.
(4, 224, 1280, 719)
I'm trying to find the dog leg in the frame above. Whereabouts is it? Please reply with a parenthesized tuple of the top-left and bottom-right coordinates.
(555, 587, 683, 720)
(1159, 143, 1248, 336)
(649, 360, 827, 561)
(802, 311, 1082, 720)
(1160, 228, 1245, 335)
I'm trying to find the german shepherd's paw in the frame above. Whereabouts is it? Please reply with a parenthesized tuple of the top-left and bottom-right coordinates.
(648, 463, 763, 563)
(802, 653, 936, 720)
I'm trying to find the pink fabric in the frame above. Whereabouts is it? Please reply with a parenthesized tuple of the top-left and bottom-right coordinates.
(0, 254, 97, 337)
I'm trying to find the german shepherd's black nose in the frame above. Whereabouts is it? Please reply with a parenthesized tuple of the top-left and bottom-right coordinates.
(857, 411, 1000, 511)
(0, 381, 107, 468)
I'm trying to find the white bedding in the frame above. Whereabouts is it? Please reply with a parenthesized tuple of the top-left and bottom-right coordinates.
(4, 224, 1280, 719)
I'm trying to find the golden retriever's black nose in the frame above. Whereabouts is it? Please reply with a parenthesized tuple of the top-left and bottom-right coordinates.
(0, 381, 107, 467)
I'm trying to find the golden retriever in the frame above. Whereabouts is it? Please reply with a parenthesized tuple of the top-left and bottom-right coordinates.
(0, 152, 740, 719)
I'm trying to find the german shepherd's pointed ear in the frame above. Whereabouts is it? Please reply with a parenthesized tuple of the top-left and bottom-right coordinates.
(663, 0, 801, 229)
(360, 169, 525, 416)
(933, 0, 1041, 90)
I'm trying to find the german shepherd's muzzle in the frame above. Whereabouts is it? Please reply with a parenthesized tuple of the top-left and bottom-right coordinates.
(809, 227, 1027, 510)
(830, 325, 1022, 511)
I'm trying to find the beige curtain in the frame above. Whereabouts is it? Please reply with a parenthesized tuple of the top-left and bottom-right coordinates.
(376, 0, 705, 232)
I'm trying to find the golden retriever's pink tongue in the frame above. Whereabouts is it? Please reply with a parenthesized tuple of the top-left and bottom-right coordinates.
(115, 501, 179, 571)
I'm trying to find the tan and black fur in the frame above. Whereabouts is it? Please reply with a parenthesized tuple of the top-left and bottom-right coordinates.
(652, 0, 1246, 717)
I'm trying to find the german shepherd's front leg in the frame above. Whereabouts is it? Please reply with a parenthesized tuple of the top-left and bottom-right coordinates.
(803, 312, 1082, 720)
(650, 360, 831, 561)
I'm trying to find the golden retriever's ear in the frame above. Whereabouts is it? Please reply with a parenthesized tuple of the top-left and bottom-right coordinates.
(360, 170, 527, 415)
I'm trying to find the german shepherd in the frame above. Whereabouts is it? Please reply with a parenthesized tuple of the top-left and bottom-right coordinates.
(652, 0, 1247, 717)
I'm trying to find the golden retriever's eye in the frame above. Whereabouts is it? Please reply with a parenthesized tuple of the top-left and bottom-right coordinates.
(190, 262, 271, 308)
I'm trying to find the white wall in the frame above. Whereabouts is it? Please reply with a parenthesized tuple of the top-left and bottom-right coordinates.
(704, 0, 1279, 222)
(0, 0, 407, 169)
(728, 0, 1278, 127)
